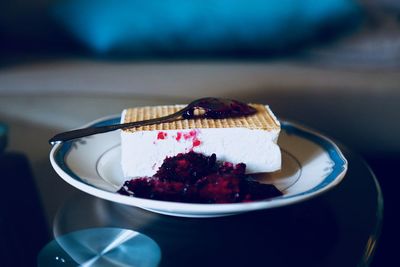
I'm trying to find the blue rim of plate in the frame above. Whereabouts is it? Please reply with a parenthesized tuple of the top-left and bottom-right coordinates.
(52, 117, 347, 204)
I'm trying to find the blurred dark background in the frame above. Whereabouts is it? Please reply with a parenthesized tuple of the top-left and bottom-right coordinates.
(1, 0, 399, 266)
(1, 0, 363, 57)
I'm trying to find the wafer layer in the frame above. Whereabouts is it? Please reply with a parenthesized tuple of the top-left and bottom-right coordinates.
(122, 104, 279, 132)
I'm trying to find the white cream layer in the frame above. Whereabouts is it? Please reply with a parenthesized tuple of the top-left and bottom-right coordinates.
(121, 127, 281, 178)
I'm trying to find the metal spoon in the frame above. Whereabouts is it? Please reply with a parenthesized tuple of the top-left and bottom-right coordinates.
(49, 97, 256, 145)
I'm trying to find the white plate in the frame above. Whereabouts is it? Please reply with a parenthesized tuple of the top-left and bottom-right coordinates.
(50, 116, 347, 218)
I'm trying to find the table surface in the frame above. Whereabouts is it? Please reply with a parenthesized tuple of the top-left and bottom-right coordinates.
(38, 147, 383, 267)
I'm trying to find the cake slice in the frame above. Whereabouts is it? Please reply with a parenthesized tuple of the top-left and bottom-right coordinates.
(121, 104, 281, 178)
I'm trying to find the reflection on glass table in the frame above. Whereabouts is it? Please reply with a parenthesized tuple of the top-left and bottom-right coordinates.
(38, 148, 382, 267)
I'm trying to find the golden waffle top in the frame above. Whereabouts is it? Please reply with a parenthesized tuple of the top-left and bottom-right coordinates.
(121, 104, 280, 132)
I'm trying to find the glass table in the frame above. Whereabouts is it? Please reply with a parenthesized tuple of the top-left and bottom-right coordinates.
(38, 148, 383, 267)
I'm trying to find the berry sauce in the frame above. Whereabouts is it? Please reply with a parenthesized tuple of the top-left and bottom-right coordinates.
(182, 98, 257, 119)
(118, 152, 282, 204)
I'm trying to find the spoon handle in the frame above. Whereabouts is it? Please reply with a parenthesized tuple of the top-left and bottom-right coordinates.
(49, 110, 186, 145)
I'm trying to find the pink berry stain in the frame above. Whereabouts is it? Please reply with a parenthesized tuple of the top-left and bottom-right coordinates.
(184, 130, 201, 149)
(183, 130, 197, 140)
(175, 130, 201, 149)
(158, 130, 202, 150)
(157, 131, 168, 140)
(192, 138, 201, 147)
(175, 132, 182, 141)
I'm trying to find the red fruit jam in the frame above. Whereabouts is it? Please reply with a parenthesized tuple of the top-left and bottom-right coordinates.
(182, 98, 257, 119)
(118, 152, 282, 204)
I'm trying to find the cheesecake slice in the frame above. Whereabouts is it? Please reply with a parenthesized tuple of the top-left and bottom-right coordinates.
(121, 104, 281, 178)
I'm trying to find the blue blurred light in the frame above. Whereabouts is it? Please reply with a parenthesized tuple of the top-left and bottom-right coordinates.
(52, 0, 361, 55)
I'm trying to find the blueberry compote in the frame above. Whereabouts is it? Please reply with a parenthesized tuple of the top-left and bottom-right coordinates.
(182, 98, 257, 119)
(118, 152, 282, 204)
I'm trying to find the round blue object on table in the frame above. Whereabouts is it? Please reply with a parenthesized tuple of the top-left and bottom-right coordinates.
(38, 227, 161, 267)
